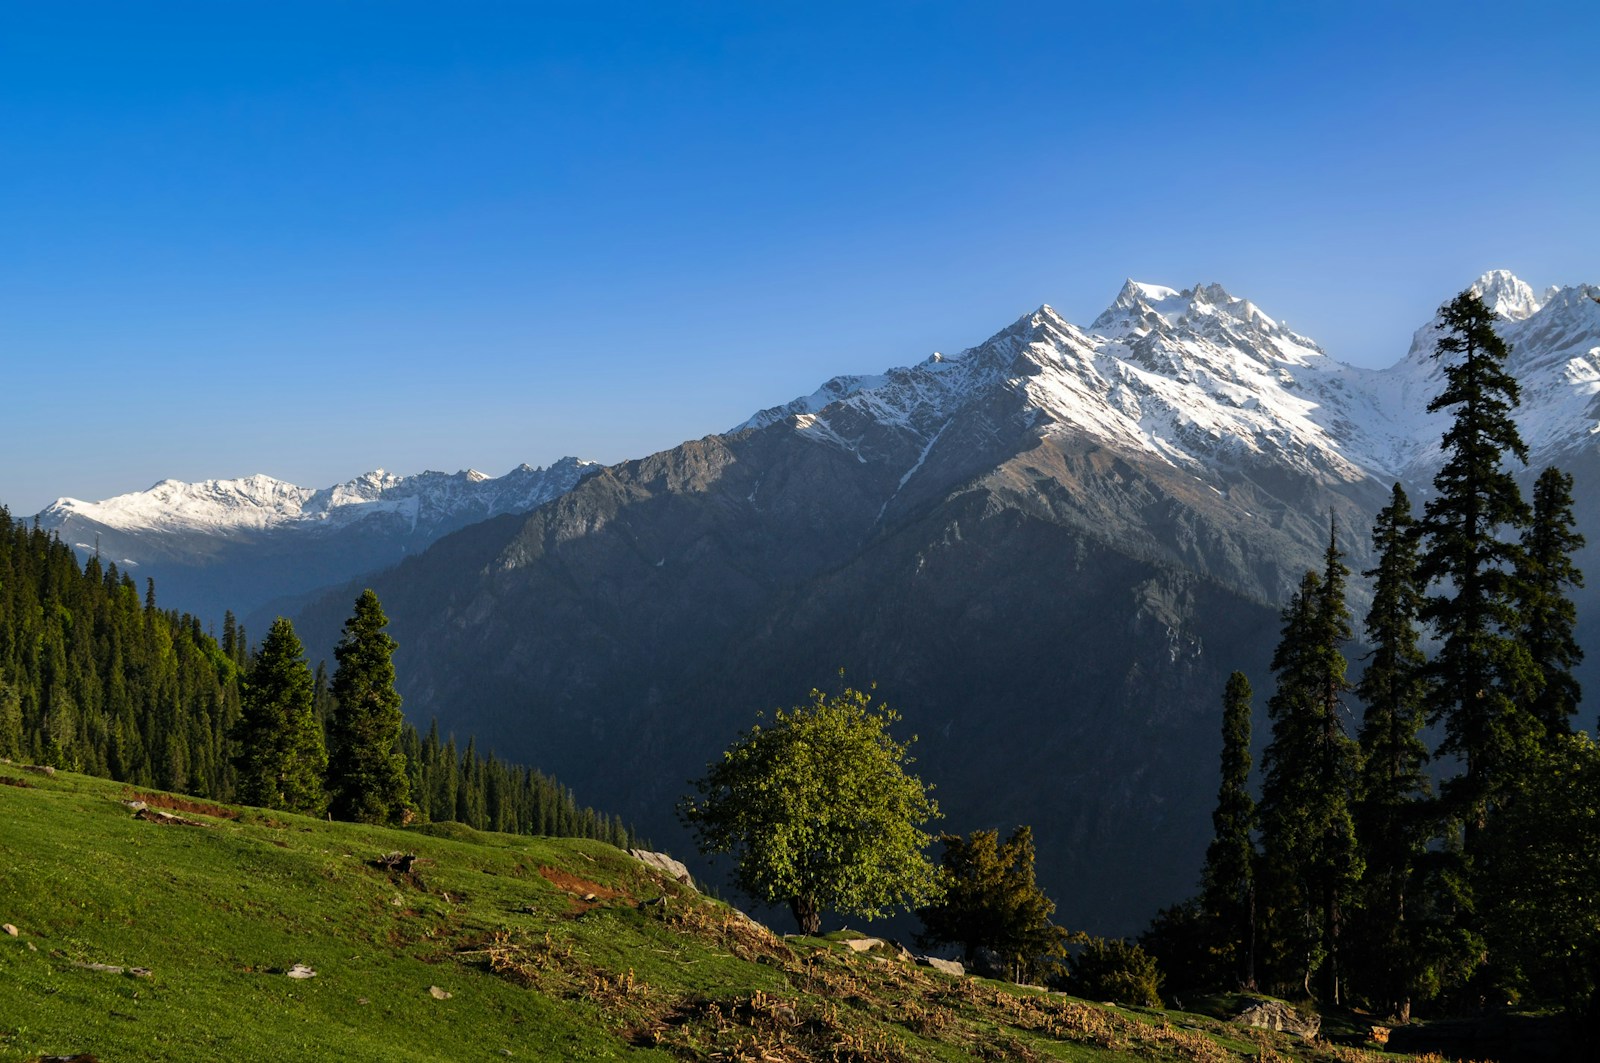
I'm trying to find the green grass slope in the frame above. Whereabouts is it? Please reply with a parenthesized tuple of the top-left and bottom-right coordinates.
(1, 768, 1435, 1062)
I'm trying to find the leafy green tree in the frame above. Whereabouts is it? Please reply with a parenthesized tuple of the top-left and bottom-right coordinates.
(1517, 466, 1585, 739)
(681, 683, 941, 935)
(233, 617, 327, 814)
(1066, 938, 1164, 1007)
(326, 590, 412, 825)
(1417, 289, 1537, 840)
(1201, 671, 1257, 990)
(1258, 521, 1362, 1002)
(917, 825, 1072, 982)
(1352, 484, 1433, 1018)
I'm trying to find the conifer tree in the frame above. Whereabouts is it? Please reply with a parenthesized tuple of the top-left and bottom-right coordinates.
(1258, 521, 1362, 1001)
(1517, 466, 1585, 739)
(917, 826, 1072, 981)
(326, 590, 412, 825)
(0, 678, 21, 761)
(1352, 484, 1432, 1019)
(1417, 289, 1536, 839)
(1201, 671, 1256, 990)
(233, 617, 326, 814)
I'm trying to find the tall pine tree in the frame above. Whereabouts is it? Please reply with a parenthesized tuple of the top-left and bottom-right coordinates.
(1352, 484, 1432, 1019)
(326, 590, 412, 825)
(1201, 671, 1257, 990)
(1417, 289, 1536, 840)
(1258, 521, 1362, 1002)
(233, 617, 326, 815)
(1517, 466, 1585, 739)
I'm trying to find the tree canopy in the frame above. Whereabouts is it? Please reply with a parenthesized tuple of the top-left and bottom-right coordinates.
(681, 683, 941, 935)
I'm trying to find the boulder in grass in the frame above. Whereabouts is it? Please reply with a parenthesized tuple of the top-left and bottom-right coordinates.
(628, 849, 694, 888)
(1230, 998, 1321, 1040)
(919, 956, 966, 977)
(286, 964, 317, 979)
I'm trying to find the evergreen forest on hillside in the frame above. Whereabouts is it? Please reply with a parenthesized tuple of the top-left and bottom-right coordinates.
(0, 510, 632, 847)
(1146, 290, 1600, 1028)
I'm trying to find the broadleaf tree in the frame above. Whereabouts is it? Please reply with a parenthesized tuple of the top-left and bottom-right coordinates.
(680, 683, 941, 935)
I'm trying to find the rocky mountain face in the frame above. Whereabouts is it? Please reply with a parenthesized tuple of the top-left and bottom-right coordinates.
(33, 459, 597, 625)
(285, 271, 1599, 935)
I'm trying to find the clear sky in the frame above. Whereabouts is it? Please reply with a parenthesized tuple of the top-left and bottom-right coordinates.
(3, 1, 1596, 515)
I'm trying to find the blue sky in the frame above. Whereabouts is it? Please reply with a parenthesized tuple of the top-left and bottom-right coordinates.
(3, 1, 1597, 514)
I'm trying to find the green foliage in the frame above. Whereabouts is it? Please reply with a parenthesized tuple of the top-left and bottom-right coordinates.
(1480, 733, 1600, 1017)
(681, 683, 941, 934)
(1417, 289, 1538, 836)
(0, 506, 240, 794)
(1066, 937, 1164, 1008)
(1257, 522, 1362, 1002)
(1351, 483, 1435, 1016)
(233, 617, 327, 815)
(1200, 671, 1256, 990)
(326, 590, 412, 825)
(916, 825, 1072, 982)
(1518, 466, 1585, 739)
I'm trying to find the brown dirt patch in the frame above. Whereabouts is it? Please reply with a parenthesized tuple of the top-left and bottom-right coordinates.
(537, 865, 629, 913)
(0, 775, 34, 788)
(123, 790, 237, 820)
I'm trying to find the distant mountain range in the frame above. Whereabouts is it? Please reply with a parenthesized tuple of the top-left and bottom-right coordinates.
(34, 459, 598, 625)
(32, 271, 1600, 935)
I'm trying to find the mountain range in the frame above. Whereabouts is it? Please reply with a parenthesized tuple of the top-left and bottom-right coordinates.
(31, 270, 1600, 935)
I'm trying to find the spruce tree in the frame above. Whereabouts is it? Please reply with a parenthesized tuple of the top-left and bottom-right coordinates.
(1417, 289, 1536, 839)
(1352, 484, 1432, 1019)
(1258, 521, 1362, 1002)
(1201, 671, 1257, 990)
(233, 617, 326, 814)
(1517, 466, 1585, 739)
(326, 589, 412, 825)
(916, 826, 1072, 982)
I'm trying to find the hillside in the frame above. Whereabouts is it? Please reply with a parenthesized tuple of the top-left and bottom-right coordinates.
(1, 767, 1449, 1062)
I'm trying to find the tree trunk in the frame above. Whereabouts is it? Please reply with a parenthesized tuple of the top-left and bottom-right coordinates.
(790, 894, 821, 936)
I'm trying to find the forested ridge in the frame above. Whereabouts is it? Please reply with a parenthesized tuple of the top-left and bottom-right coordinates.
(0, 506, 631, 847)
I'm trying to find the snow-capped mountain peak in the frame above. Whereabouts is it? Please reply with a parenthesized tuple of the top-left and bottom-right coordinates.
(37, 459, 599, 538)
(740, 272, 1600, 491)
(1470, 268, 1545, 321)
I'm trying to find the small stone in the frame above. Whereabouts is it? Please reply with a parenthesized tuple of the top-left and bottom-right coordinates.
(357, 997, 369, 1005)
(2, 923, 18, 937)
(843, 936, 885, 953)
(583, 893, 598, 903)
(127, 967, 153, 978)
(428, 985, 452, 1000)
(286, 964, 317, 979)
(27, 942, 37, 952)
(390, 893, 404, 907)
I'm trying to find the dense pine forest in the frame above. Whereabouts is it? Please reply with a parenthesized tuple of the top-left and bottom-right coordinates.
(0, 507, 632, 847)
(1148, 291, 1600, 1026)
